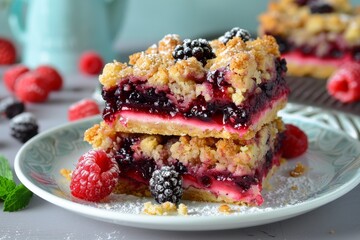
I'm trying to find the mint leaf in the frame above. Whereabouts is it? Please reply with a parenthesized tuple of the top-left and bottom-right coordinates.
(0, 176, 16, 201)
(0, 155, 13, 180)
(3, 184, 33, 212)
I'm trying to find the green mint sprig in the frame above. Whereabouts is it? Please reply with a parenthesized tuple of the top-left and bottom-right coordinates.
(0, 155, 33, 211)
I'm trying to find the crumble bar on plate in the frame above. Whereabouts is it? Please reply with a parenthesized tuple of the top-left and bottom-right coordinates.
(81, 29, 289, 206)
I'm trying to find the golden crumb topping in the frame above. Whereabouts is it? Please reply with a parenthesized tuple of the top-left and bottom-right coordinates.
(84, 117, 284, 176)
(99, 33, 281, 105)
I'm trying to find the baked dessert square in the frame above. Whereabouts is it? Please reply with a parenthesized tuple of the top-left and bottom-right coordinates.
(72, 29, 290, 207)
(99, 32, 289, 140)
(85, 118, 285, 206)
(259, 0, 360, 79)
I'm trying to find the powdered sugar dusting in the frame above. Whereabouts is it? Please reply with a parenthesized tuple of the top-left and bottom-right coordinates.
(10, 112, 37, 125)
(84, 160, 324, 217)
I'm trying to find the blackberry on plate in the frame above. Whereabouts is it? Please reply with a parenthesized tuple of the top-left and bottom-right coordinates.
(149, 166, 183, 204)
(0, 97, 25, 119)
(172, 38, 216, 66)
(219, 27, 252, 44)
(10, 112, 39, 143)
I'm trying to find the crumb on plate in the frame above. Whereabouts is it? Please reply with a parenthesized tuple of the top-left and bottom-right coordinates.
(60, 168, 72, 181)
(142, 201, 188, 216)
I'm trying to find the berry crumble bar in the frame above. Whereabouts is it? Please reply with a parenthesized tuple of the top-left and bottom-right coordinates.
(259, 0, 360, 79)
(100, 33, 289, 140)
(77, 29, 289, 206)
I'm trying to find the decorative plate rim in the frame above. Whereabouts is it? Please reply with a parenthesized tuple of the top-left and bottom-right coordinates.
(14, 106, 360, 231)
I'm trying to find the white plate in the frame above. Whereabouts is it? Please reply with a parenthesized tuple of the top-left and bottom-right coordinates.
(14, 110, 360, 231)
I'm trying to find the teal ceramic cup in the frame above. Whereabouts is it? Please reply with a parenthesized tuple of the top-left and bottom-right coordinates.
(8, 0, 127, 75)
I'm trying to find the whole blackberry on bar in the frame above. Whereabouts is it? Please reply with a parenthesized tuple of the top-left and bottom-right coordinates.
(172, 38, 216, 66)
(10, 112, 39, 143)
(309, 1, 334, 14)
(0, 96, 25, 119)
(149, 166, 183, 204)
(219, 27, 252, 44)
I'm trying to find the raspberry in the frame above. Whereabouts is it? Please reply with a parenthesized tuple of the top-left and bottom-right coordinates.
(68, 99, 100, 121)
(10, 112, 39, 143)
(219, 27, 252, 45)
(0, 38, 16, 65)
(79, 51, 104, 75)
(149, 166, 183, 204)
(327, 63, 360, 103)
(70, 149, 119, 202)
(3, 65, 30, 92)
(15, 72, 50, 103)
(172, 38, 216, 66)
(281, 124, 308, 159)
(0, 96, 25, 119)
(35, 65, 63, 91)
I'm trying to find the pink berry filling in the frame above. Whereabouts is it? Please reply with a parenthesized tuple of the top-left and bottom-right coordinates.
(112, 133, 283, 206)
(101, 59, 289, 132)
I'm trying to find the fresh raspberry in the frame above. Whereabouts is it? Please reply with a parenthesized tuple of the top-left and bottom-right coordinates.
(281, 124, 308, 159)
(35, 65, 63, 91)
(3, 65, 30, 92)
(70, 149, 119, 202)
(15, 72, 50, 103)
(327, 63, 360, 103)
(68, 99, 100, 121)
(0, 38, 16, 65)
(79, 51, 104, 75)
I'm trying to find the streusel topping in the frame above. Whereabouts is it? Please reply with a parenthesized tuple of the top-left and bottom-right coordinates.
(84, 118, 284, 176)
(99, 34, 281, 105)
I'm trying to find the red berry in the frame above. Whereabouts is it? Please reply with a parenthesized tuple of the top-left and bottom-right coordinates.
(70, 149, 119, 202)
(15, 72, 50, 103)
(327, 63, 360, 103)
(3, 65, 30, 92)
(79, 51, 104, 75)
(68, 99, 100, 121)
(0, 38, 16, 65)
(281, 124, 308, 159)
(35, 65, 63, 91)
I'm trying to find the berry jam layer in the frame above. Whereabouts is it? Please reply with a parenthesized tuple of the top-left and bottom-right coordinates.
(273, 34, 360, 78)
(283, 51, 357, 79)
(98, 34, 287, 139)
(85, 118, 284, 206)
(101, 58, 288, 140)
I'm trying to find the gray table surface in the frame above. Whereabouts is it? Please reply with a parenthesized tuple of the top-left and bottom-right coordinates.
(1, 66, 360, 240)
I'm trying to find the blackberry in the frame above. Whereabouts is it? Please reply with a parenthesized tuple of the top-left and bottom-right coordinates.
(149, 166, 183, 204)
(10, 112, 39, 143)
(0, 97, 25, 119)
(172, 38, 216, 66)
(235, 175, 258, 191)
(219, 27, 252, 44)
(309, 1, 334, 14)
(352, 47, 360, 62)
(295, 0, 312, 6)
(223, 105, 249, 126)
(274, 36, 290, 53)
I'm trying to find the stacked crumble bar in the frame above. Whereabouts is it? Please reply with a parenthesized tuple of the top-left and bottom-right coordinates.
(84, 30, 289, 206)
(259, 0, 360, 79)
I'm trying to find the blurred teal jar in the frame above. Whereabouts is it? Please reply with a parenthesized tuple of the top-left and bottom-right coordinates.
(8, 0, 127, 75)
